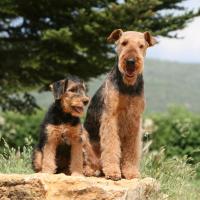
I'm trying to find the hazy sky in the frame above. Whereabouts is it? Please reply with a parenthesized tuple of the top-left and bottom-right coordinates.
(147, 0, 200, 63)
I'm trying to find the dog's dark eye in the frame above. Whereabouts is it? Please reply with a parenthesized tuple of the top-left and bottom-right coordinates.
(69, 88, 77, 92)
(139, 44, 144, 49)
(121, 41, 128, 46)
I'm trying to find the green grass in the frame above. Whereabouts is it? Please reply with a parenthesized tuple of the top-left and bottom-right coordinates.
(142, 149, 200, 199)
(0, 140, 33, 174)
(0, 141, 199, 199)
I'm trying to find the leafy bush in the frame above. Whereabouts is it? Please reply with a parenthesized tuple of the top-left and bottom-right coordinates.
(144, 106, 200, 174)
(0, 111, 45, 152)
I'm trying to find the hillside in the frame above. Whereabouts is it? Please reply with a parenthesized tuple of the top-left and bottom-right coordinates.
(34, 59, 200, 113)
(144, 59, 200, 113)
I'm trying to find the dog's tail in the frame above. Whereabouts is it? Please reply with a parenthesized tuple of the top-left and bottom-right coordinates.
(32, 147, 43, 172)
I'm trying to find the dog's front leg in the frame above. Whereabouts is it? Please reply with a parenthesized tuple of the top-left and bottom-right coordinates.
(70, 140, 83, 176)
(121, 117, 142, 179)
(42, 126, 61, 173)
(100, 114, 121, 180)
(42, 141, 57, 173)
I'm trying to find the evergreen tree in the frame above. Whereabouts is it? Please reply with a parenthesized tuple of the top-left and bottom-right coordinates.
(0, 0, 199, 112)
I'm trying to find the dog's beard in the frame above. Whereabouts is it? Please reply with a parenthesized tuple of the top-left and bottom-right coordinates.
(122, 74, 137, 85)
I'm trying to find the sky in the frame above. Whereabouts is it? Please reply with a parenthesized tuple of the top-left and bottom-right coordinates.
(147, 0, 200, 63)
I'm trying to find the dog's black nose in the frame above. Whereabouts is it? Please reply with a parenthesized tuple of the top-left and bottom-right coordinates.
(126, 58, 135, 68)
(83, 97, 89, 106)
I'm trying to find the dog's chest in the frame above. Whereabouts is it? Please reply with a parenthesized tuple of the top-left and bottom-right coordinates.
(61, 124, 82, 143)
(46, 123, 81, 144)
(105, 86, 145, 117)
(103, 87, 145, 137)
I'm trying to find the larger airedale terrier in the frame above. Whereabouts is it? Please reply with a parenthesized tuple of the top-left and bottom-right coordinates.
(84, 29, 157, 180)
(32, 75, 99, 176)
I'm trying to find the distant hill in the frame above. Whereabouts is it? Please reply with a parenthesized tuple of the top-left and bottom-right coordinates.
(144, 59, 200, 113)
(34, 59, 200, 113)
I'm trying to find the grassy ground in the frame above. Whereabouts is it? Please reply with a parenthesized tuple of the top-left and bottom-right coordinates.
(0, 141, 33, 174)
(0, 142, 199, 199)
(141, 149, 200, 199)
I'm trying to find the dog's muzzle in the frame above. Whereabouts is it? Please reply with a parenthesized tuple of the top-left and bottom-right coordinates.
(125, 58, 135, 76)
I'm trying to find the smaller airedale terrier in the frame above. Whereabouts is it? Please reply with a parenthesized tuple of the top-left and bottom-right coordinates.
(32, 75, 99, 176)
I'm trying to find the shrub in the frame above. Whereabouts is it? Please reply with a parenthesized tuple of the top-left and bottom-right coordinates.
(0, 110, 45, 152)
(144, 106, 200, 174)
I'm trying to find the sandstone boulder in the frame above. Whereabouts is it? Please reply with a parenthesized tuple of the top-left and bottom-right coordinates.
(0, 174, 159, 200)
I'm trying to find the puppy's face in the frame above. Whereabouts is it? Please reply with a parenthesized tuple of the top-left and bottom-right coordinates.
(50, 77, 89, 117)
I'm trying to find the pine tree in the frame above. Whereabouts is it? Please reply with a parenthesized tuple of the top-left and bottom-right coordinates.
(0, 0, 199, 112)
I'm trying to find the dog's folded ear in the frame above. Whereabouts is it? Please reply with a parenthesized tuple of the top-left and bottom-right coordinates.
(107, 29, 123, 43)
(144, 31, 158, 47)
(49, 79, 68, 100)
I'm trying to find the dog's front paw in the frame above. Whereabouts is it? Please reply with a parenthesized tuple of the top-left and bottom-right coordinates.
(41, 168, 56, 174)
(41, 164, 56, 174)
(84, 165, 101, 177)
(104, 167, 121, 181)
(122, 167, 140, 179)
(71, 172, 84, 177)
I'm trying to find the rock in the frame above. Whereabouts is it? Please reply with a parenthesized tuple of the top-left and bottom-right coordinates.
(0, 173, 159, 200)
